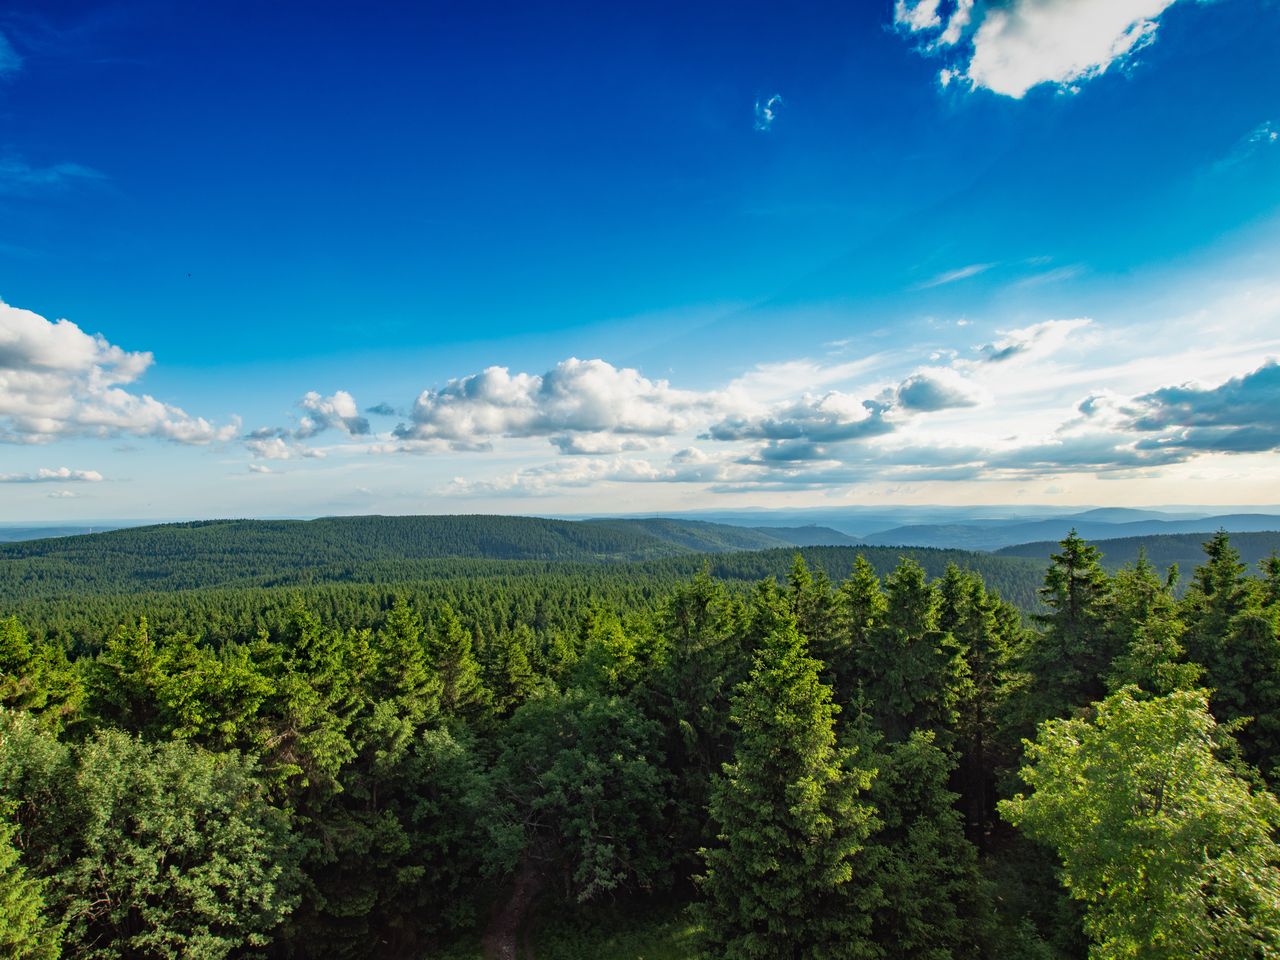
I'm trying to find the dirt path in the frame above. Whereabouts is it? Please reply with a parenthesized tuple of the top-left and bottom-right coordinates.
(481, 856, 546, 960)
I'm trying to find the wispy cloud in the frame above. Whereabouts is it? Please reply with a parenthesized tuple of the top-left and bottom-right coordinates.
(0, 31, 21, 78)
(1213, 120, 1279, 173)
(0, 157, 105, 196)
(753, 94, 782, 132)
(915, 262, 995, 289)
(0, 466, 103, 483)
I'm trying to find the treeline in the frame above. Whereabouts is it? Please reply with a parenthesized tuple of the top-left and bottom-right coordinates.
(0, 515, 1046, 608)
(1, 547, 1046, 652)
(0, 532, 1278, 958)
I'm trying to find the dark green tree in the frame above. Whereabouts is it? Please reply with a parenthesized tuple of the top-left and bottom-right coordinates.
(1024, 531, 1112, 720)
(694, 618, 881, 960)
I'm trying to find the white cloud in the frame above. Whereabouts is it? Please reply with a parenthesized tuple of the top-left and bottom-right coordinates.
(0, 298, 238, 446)
(47, 490, 78, 499)
(297, 390, 370, 437)
(247, 463, 274, 474)
(395, 357, 710, 446)
(445, 456, 665, 497)
(916, 262, 995, 289)
(894, 0, 943, 33)
(973, 318, 1092, 364)
(244, 435, 326, 460)
(901, 0, 1182, 99)
(895, 367, 985, 411)
(754, 94, 783, 132)
(0, 466, 103, 483)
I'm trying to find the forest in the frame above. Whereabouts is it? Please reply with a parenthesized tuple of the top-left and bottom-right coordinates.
(2, 528, 1280, 959)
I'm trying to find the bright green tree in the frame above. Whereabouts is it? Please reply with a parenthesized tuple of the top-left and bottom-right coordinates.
(1001, 687, 1280, 959)
(0, 801, 60, 960)
(0, 712, 301, 960)
(694, 618, 881, 960)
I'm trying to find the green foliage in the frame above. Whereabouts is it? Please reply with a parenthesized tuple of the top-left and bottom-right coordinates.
(0, 800, 61, 960)
(857, 558, 967, 742)
(859, 728, 986, 960)
(1025, 531, 1114, 720)
(0, 712, 300, 960)
(0, 615, 82, 723)
(494, 686, 670, 903)
(694, 618, 881, 960)
(6, 524, 1280, 957)
(1002, 687, 1280, 959)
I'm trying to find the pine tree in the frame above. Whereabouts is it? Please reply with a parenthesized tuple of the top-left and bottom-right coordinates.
(694, 618, 881, 960)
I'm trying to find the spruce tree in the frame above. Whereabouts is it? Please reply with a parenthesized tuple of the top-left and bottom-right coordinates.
(694, 618, 881, 960)
(1025, 531, 1112, 720)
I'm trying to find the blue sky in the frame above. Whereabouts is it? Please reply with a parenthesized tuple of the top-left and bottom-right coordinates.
(1, 0, 1279, 519)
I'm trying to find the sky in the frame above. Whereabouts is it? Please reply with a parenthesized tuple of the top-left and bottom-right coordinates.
(1, 0, 1279, 520)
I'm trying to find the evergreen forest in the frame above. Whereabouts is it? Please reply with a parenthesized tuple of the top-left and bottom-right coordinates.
(3, 523, 1280, 959)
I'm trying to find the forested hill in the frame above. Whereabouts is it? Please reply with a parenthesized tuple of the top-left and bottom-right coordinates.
(0, 513, 1045, 611)
(997, 530, 1280, 575)
(0, 514, 855, 564)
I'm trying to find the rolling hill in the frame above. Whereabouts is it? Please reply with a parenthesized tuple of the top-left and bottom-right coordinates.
(0, 514, 1044, 609)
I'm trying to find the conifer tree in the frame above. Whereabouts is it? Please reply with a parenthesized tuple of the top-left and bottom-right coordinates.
(860, 558, 966, 741)
(1025, 531, 1112, 719)
(426, 605, 488, 719)
(694, 618, 881, 960)
(859, 728, 986, 960)
(829, 556, 888, 705)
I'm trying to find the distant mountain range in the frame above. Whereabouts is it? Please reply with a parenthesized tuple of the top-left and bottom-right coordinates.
(857, 511, 1280, 552)
(997, 531, 1280, 576)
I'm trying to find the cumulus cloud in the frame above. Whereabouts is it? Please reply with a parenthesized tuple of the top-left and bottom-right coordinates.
(705, 392, 893, 443)
(297, 390, 370, 438)
(549, 433, 656, 455)
(754, 94, 783, 132)
(395, 358, 708, 447)
(366, 402, 397, 416)
(0, 466, 103, 483)
(0, 299, 238, 446)
(894, 0, 943, 33)
(899, 0, 1182, 99)
(244, 433, 326, 460)
(245, 389, 368, 458)
(894, 368, 984, 411)
(1121, 360, 1280, 454)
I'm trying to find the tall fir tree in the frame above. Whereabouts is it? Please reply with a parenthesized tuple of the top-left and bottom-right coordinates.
(694, 617, 881, 960)
(1025, 531, 1113, 720)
